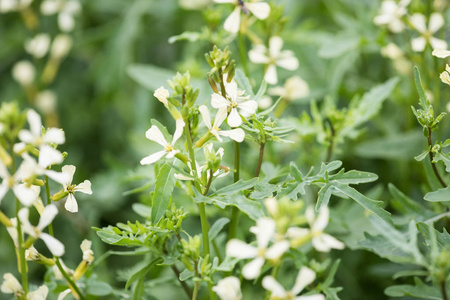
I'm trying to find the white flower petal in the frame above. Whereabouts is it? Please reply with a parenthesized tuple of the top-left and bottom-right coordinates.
(265, 240, 290, 259)
(287, 227, 310, 239)
(43, 128, 65, 144)
(1, 273, 23, 294)
(140, 150, 167, 165)
(27, 109, 43, 138)
(199, 105, 212, 130)
(58, 13, 75, 32)
(61, 165, 76, 186)
(262, 276, 287, 297)
(429, 13, 444, 33)
(411, 37, 427, 52)
(226, 239, 258, 259)
(18, 208, 35, 236)
(39, 145, 63, 168)
(292, 267, 316, 295)
(13, 184, 38, 207)
(224, 6, 241, 33)
(264, 64, 278, 85)
(75, 180, 92, 194)
(276, 55, 299, 71)
(245, 2, 270, 20)
(312, 234, 345, 252)
(145, 126, 168, 147)
(313, 206, 329, 232)
(430, 37, 447, 51)
(46, 169, 70, 185)
(40, 233, 65, 256)
(64, 193, 78, 213)
(249, 47, 270, 64)
(212, 276, 242, 300)
(432, 49, 450, 58)
(27, 285, 49, 300)
(172, 119, 185, 145)
(37, 204, 58, 230)
(57, 289, 72, 300)
(242, 257, 265, 279)
(213, 107, 228, 128)
(0, 183, 8, 204)
(296, 294, 326, 300)
(410, 13, 426, 33)
(237, 100, 257, 117)
(269, 36, 283, 58)
(219, 128, 245, 142)
(250, 217, 276, 249)
(211, 93, 230, 109)
(227, 108, 242, 127)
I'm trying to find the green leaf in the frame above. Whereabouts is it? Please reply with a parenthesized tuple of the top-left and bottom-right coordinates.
(132, 203, 152, 218)
(254, 80, 267, 101)
(126, 257, 163, 290)
(212, 178, 259, 196)
(388, 184, 433, 220)
(414, 66, 430, 111)
(209, 218, 230, 241)
(424, 186, 450, 201)
(318, 34, 360, 58)
(417, 222, 450, 250)
(179, 269, 195, 281)
(331, 182, 392, 225)
(385, 277, 442, 299)
(216, 257, 239, 272)
(329, 169, 378, 185)
(86, 281, 113, 296)
(318, 161, 343, 176)
(433, 150, 450, 172)
(234, 69, 255, 97)
(393, 270, 429, 279)
(316, 183, 333, 211)
(414, 148, 430, 161)
(151, 164, 176, 223)
(168, 31, 201, 44)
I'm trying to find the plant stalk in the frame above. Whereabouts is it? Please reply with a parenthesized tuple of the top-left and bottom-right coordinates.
(254, 142, 265, 177)
(427, 127, 447, 188)
(228, 141, 240, 240)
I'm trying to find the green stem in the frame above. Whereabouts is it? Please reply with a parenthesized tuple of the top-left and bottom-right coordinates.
(238, 31, 249, 77)
(254, 142, 265, 177)
(441, 280, 448, 300)
(228, 141, 241, 240)
(427, 127, 447, 188)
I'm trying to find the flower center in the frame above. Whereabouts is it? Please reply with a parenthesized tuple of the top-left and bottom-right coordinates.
(231, 101, 238, 108)
(257, 248, 266, 257)
(165, 144, 174, 152)
(66, 184, 77, 194)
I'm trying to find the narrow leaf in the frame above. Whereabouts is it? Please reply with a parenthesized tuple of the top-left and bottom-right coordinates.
(212, 178, 259, 196)
(151, 164, 176, 222)
(424, 186, 450, 202)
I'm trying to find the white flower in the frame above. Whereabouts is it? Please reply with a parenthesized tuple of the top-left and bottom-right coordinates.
(410, 13, 447, 52)
(21, 153, 69, 185)
(380, 43, 404, 59)
(140, 119, 185, 165)
(214, 0, 270, 33)
(154, 86, 170, 107)
(373, 0, 410, 33)
(25, 34, 51, 58)
(213, 276, 242, 300)
(19, 109, 65, 148)
(287, 206, 344, 252)
(211, 81, 257, 127)
(226, 217, 290, 279)
(262, 266, 325, 300)
(179, 0, 210, 10)
(432, 49, 450, 58)
(12, 60, 35, 86)
(36, 90, 57, 114)
(199, 106, 245, 142)
(268, 76, 310, 102)
(80, 239, 94, 264)
(0, 0, 32, 12)
(1, 273, 23, 295)
(59, 165, 92, 213)
(439, 64, 450, 86)
(0, 159, 39, 206)
(50, 34, 73, 59)
(249, 36, 299, 85)
(41, 0, 81, 32)
(18, 204, 65, 256)
(27, 285, 48, 300)
(25, 245, 40, 261)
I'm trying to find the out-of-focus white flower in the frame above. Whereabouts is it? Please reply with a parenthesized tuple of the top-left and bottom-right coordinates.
(12, 60, 35, 86)
(50, 34, 73, 59)
(213, 0, 270, 33)
(41, 0, 81, 32)
(439, 64, 450, 86)
(211, 81, 257, 127)
(25, 34, 51, 58)
(432, 48, 450, 58)
(226, 217, 290, 279)
(262, 266, 325, 300)
(1, 273, 23, 296)
(268, 76, 309, 102)
(140, 119, 185, 165)
(179, 0, 210, 10)
(57, 165, 92, 213)
(249, 36, 299, 85)
(6, 218, 19, 247)
(287, 206, 344, 252)
(380, 43, 412, 75)
(81, 239, 94, 264)
(27, 285, 48, 300)
(373, 0, 410, 33)
(258, 96, 273, 109)
(199, 106, 245, 142)
(36, 90, 57, 114)
(0, 0, 33, 12)
(18, 204, 65, 256)
(213, 276, 242, 300)
(0, 159, 39, 206)
(264, 197, 279, 217)
(446, 102, 450, 113)
(154, 86, 170, 107)
(410, 13, 447, 52)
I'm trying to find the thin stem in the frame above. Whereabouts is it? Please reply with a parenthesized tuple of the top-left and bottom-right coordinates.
(171, 264, 192, 299)
(325, 119, 335, 163)
(55, 258, 86, 300)
(254, 142, 265, 177)
(237, 31, 249, 77)
(427, 127, 447, 188)
(228, 141, 240, 240)
(441, 280, 448, 300)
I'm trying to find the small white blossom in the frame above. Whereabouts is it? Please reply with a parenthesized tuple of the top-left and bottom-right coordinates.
(25, 34, 51, 58)
(18, 204, 65, 256)
(199, 106, 245, 142)
(19, 109, 65, 148)
(214, 0, 270, 33)
(268, 76, 310, 102)
(80, 239, 94, 264)
(59, 165, 92, 213)
(1, 273, 23, 295)
(287, 206, 344, 252)
(410, 13, 447, 52)
(0, 0, 32, 12)
(154, 86, 170, 107)
(226, 217, 290, 279)
(140, 119, 185, 165)
(41, 0, 81, 32)
(27, 285, 48, 300)
(12, 60, 35, 86)
(249, 36, 299, 85)
(262, 266, 325, 300)
(36, 90, 57, 114)
(211, 81, 257, 127)
(25, 245, 40, 261)
(432, 48, 450, 58)
(373, 0, 410, 33)
(57, 289, 72, 300)
(179, 0, 210, 10)
(213, 276, 242, 300)
(0, 159, 39, 206)
(50, 34, 73, 59)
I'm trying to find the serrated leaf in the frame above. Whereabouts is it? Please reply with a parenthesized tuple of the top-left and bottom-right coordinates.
(331, 182, 392, 225)
(209, 218, 230, 241)
(152, 164, 176, 222)
(318, 161, 343, 176)
(212, 178, 259, 196)
(417, 222, 450, 250)
(385, 277, 442, 299)
(424, 186, 450, 201)
(414, 148, 430, 161)
(250, 181, 281, 199)
(433, 150, 450, 172)
(329, 170, 378, 185)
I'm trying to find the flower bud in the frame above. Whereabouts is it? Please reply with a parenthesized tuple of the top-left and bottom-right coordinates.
(52, 190, 69, 201)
